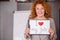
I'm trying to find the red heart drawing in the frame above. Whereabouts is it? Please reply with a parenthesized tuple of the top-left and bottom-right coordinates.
(38, 22, 44, 26)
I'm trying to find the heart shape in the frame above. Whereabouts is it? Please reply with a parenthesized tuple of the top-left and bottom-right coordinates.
(38, 22, 44, 26)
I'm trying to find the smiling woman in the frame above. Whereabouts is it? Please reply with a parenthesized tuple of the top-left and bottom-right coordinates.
(25, 0, 57, 40)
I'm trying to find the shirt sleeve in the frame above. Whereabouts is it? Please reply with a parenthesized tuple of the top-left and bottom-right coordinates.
(26, 19, 30, 28)
(50, 18, 57, 40)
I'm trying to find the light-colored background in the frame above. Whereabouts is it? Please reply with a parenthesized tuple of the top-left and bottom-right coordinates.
(13, 11, 30, 40)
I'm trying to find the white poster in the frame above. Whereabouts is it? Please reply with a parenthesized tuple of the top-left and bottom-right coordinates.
(29, 20, 50, 34)
(13, 11, 31, 40)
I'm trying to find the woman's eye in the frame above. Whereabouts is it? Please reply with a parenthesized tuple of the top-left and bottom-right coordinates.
(36, 8, 44, 10)
(41, 8, 44, 10)
(36, 8, 39, 10)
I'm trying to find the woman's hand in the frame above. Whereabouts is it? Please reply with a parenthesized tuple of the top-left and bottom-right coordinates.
(25, 28, 30, 39)
(49, 28, 54, 40)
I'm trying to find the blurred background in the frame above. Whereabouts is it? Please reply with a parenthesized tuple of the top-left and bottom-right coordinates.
(0, 0, 60, 40)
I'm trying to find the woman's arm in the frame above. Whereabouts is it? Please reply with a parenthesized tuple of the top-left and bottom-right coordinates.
(49, 18, 57, 40)
(25, 27, 30, 39)
(24, 19, 30, 39)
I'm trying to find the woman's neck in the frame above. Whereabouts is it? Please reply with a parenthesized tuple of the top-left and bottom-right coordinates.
(35, 16, 47, 20)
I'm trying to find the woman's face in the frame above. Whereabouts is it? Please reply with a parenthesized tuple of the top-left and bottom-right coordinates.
(35, 4, 45, 17)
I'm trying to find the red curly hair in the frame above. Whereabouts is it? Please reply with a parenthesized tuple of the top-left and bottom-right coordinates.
(29, 0, 52, 19)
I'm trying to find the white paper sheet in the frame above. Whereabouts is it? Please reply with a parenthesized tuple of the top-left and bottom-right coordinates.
(29, 20, 50, 34)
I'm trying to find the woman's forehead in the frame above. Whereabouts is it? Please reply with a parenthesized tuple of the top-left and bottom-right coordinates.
(36, 4, 44, 8)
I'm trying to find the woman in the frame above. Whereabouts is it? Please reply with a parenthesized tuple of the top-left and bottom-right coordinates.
(25, 0, 57, 40)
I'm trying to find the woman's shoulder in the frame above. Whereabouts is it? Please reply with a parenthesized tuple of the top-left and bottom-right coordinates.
(48, 17, 55, 22)
(49, 18, 54, 20)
